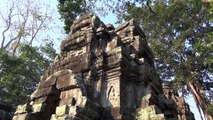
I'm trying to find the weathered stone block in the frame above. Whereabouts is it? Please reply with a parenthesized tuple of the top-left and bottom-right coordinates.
(59, 98, 72, 106)
(56, 73, 78, 90)
(33, 96, 48, 104)
(60, 88, 82, 100)
(31, 103, 46, 113)
(38, 76, 57, 89)
(31, 86, 57, 99)
(56, 105, 69, 116)
(13, 113, 30, 120)
(59, 89, 87, 107)
(50, 114, 58, 120)
(136, 105, 165, 120)
(14, 104, 30, 114)
(69, 106, 77, 118)
(57, 115, 70, 120)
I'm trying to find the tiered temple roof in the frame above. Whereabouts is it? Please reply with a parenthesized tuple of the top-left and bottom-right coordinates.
(13, 13, 194, 120)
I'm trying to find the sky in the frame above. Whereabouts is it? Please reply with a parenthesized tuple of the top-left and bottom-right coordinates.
(0, 0, 205, 119)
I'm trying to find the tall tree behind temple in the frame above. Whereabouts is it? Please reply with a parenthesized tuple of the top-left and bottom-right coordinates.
(115, 0, 212, 119)
(0, 42, 57, 106)
(0, 0, 58, 107)
(57, 0, 87, 33)
(0, 0, 55, 55)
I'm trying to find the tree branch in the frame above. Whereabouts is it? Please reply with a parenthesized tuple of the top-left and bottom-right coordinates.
(146, 0, 156, 15)
(29, 19, 45, 45)
(1, 3, 15, 49)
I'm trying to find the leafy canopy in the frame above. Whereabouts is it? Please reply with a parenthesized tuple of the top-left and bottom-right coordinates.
(0, 42, 57, 106)
(57, 0, 87, 33)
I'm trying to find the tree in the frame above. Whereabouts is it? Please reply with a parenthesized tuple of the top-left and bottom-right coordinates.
(0, 42, 57, 106)
(116, 0, 212, 119)
(57, 0, 87, 33)
(0, 0, 58, 107)
(0, 0, 53, 55)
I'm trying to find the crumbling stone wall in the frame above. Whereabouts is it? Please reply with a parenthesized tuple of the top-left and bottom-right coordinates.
(163, 83, 195, 120)
(13, 13, 194, 120)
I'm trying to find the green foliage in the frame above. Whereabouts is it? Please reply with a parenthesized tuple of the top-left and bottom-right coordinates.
(118, 0, 213, 94)
(40, 41, 58, 63)
(207, 103, 213, 115)
(0, 42, 57, 106)
(57, 0, 87, 33)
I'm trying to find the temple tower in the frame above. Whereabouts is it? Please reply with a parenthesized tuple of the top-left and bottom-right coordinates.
(13, 13, 194, 120)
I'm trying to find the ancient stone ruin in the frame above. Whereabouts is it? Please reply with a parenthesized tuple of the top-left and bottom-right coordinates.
(13, 13, 195, 120)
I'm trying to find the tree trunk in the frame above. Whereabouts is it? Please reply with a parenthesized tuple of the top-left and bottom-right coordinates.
(188, 82, 213, 120)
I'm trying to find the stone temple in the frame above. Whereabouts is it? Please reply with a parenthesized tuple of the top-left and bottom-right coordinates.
(13, 13, 195, 120)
